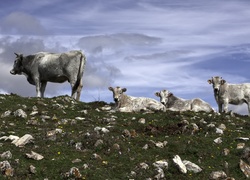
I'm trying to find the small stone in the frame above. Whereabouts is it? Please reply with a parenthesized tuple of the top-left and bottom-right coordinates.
(216, 128, 224, 135)
(29, 165, 36, 174)
(26, 151, 44, 160)
(94, 139, 104, 147)
(153, 160, 168, 169)
(237, 143, 245, 149)
(0, 151, 12, 159)
(214, 137, 222, 144)
(69, 167, 82, 178)
(138, 118, 146, 124)
(72, 159, 82, 163)
(240, 159, 250, 178)
(1, 110, 12, 118)
(13, 109, 27, 119)
(223, 148, 230, 156)
(183, 160, 202, 173)
(139, 162, 149, 169)
(12, 134, 34, 147)
(209, 171, 227, 179)
(173, 155, 187, 174)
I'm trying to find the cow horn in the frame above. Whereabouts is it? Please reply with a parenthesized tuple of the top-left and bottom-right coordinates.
(14, 52, 19, 57)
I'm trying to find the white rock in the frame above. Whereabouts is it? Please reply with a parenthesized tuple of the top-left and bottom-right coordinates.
(140, 162, 149, 169)
(183, 160, 202, 173)
(75, 117, 85, 120)
(13, 109, 27, 118)
(216, 128, 224, 135)
(1, 110, 12, 118)
(12, 134, 34, 147)
(214, 137, 222, 144)
(142, 144, 148, 150)
(30, 111, 39, 116)
(209, 171, 227, 179)
(218, 124, 226, 130)
(207, 123, 215, 128)
(0, 151, 12, 159)
(173, 155, 187, 174)
(154, 167, 165, 179)
(240, 159, 250, 178)
(138, 118, 146, 124)
(26, 151, 44, 160)
(101, 106, 112, 111)
(0, 135, 19, 142)
(236, 137, 250, 141)
(153, 160, 168, 169)
(237, 143, 245, 149)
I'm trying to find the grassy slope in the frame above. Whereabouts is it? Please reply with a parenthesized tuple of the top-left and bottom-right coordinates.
(0, 94, 250, 179)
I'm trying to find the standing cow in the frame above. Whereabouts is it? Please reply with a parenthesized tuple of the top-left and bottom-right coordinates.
(155, 89, 214, 112)
(207, 76, 250, 115)
(108, 86, 166, 112)
(10, 50, 86, 100)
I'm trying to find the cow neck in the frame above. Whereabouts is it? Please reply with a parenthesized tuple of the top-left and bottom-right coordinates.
(219, 83, 228, 95)
(21, 55, 35, 74)
(21, 55, 36, 83)
(118, 93, 129, 108)
(166, 95, 179, 107)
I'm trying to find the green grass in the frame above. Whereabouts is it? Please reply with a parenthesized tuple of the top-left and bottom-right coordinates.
(0, 94, 250, 179)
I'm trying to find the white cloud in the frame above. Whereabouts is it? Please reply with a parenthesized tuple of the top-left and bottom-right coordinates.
(0, 12, 48, 35)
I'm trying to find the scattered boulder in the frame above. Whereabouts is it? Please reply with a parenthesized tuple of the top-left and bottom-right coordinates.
(26, 151, 44, 160)
(173, 155, 187, 174)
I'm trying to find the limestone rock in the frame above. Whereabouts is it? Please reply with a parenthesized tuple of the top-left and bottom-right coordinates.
(173, 155, 187, 174)
(26, 151, 44, 160)
(209, 171, 227, 179)
(183, 160, 202, 173)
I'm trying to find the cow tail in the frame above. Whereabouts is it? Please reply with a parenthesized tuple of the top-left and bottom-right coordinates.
(72, 52, 86, 95)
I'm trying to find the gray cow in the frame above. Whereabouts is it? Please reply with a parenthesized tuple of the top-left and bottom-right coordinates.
(10, 50, 86, 100)
(108, 86, 166, 112)
(208, 76, 250, 115)
(155, 89, 214, 112)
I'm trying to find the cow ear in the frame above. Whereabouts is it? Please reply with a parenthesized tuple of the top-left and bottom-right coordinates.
(155, 92, 160, 97)
(122, 88, 127, 92)
(221, 79, 226, 84)
(168, 93, 173, 97)
(108, 87, 113, 91)
(207, 79, 212, 84)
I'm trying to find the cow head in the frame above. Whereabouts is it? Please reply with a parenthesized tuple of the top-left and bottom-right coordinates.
(108, 86, 127, 102)
(155, 89, 172, 105)
(10, 53, 24, 75)
(207, 76, 226, 94)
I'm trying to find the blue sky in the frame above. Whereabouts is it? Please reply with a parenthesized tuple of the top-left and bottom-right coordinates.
(1, 0, 250, 114)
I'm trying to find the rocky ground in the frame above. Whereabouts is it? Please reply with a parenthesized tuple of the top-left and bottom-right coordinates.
(1, 94, 250, 179)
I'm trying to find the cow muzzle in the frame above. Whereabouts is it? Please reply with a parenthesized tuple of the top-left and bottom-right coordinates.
(10, 70, 16, 75)
(114, 98, 119, 102)
(214, 88, 219, 94)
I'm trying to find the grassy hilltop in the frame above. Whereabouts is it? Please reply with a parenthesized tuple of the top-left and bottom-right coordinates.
(0, 94, 250, 179)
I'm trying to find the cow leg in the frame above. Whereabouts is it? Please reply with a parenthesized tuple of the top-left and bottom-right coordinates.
(40, 81, 47, 98)
(70, 80, 77, 100)
(76, 80, 83, 101)
(35, 81, 42, 98)
(223, 101, 229, 113)
(218, 103, 223, 113)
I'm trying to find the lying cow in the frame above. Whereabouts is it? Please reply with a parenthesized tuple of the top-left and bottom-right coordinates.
(108, 86, 166, 112)
(155, 89, 214, 112)
(208, 76, 250, 115)
(10, 50, 86, 100)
